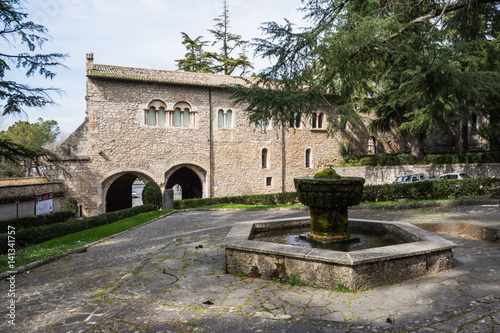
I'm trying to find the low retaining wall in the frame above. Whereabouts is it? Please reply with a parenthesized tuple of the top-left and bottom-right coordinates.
(335, 163, 500, 185)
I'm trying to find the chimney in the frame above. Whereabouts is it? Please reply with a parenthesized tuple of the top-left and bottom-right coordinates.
(86, 53, 94, 73)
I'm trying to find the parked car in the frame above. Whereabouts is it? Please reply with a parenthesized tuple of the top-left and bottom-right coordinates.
(437, 173, 471, 180)
(393, 173, 428, 184)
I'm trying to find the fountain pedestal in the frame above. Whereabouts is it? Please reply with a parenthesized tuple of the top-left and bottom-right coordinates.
(294, 177, 365, 242)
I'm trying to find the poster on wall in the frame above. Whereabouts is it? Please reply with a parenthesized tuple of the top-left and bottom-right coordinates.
(36, 192, 53, 215)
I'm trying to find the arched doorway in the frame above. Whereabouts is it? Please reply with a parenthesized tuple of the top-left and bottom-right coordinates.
(165, 167, 203, 200)
(104, 172, 152, 212)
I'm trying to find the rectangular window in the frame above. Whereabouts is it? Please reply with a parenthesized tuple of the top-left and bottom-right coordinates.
(266, 177, 272, 186)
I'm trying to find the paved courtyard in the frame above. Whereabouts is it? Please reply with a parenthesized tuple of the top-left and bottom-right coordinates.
(2, 203, 500, 332)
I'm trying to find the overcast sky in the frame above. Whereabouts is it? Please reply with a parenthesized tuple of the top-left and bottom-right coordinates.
(3, 0, 307, 137)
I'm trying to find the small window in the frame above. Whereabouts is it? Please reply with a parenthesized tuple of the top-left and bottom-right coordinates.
(262, 148, 268, 168)
(147, 106, 157, 126)
(312, 113, 324, 129)
(173, 108, 181, 127)
(367, 137, 376, 154)
(225, 110, 232, 128)
(256, 118, 271, 131)
(290, 113, 301, 128)
(183, 108, 190, 127)
(218, 109, 233, 128)
(158, 107, 166, 126)
(471, 114, 478, 133)
(218, 109, 224, 127)
(266, 177, 272, 186)
(305, 149, 311, 168)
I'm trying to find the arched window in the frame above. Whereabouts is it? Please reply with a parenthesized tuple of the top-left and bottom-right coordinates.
(218, 109, 224, 127)
(218, 109, 233, 128)
(367, 137, 376, 154)
(183, 108, 190, 127)
(158, 107, 166, 126)
(225, 110, 232, 128)
(471, 114, 478, 133)
(262, 148, 268, 168)
(147, 106, 156, 126)
(312, 113, 324, 129)
(173, 108, 181, 127)
(305, 149, 311, 168)
(290, 113, 301, 128)
(145, 100, 168, 126)
(173, 101, 194, 128)
(256, 118, 271, 131)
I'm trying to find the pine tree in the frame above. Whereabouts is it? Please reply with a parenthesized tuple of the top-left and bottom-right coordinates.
(230, 0, 500, 160)
(176, 0, 253, 76)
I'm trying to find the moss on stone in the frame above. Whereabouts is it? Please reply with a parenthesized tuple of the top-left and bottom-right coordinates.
(314, 168, 342, 180)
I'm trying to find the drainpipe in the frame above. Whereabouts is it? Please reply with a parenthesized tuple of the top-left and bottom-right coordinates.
(209, 87, 214, 198)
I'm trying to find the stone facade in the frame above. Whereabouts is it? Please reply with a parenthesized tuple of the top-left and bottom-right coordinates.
(49, 54, 387, 216)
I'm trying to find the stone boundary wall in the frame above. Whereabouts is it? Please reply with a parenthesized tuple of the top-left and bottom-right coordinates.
(335, 163, 500, 185)
(0, 180, 66, 220)
(0, 177, 48, 187)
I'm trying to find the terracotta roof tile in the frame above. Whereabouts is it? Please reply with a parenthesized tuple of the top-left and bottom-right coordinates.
(88, 64, 255, 87)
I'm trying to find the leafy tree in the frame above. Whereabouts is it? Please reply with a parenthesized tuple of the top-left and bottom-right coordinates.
(177, 0, 253, 76)
(176, 32, 215, 73)
(230, 0, 500, 160)
(0, 0, 66, 168)
(1, 117, 59, 176)
(142, 181, 162, 209)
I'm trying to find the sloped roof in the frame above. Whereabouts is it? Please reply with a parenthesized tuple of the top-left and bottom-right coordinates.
(87, 63, 254, 88)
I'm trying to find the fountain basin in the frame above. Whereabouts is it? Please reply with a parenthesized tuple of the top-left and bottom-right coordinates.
(223, 218, 456, 290)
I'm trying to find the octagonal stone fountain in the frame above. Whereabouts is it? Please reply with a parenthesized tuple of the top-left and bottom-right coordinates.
(223, 169, 456, 290)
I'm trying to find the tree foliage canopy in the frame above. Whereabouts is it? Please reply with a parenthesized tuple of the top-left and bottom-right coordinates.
(0, 0, 65, 175)
(230, 0, 500, 159)
(0, 117, 59, 177)
(176, 0, 253, 76)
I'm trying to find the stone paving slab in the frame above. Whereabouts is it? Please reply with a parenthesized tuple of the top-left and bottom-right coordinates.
(1, 205, 500, 332)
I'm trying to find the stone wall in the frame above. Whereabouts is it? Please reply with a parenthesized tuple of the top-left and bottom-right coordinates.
(0, 179, 65, 220)
(55, 72, 390, 216)
(335, 163, 500, 185)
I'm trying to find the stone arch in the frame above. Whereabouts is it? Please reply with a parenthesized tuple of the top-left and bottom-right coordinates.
(165, 164, 206, 200)
(102, 171, 154, 213)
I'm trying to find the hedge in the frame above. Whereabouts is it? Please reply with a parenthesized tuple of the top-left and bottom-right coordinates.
(0, 211, 75, 231)
(362, 177, 500, 202)
(175, 178, 500, 209)
(175, 192, 298, 209)
(0, 204, 155, 254)
(342, 151, 500, 167)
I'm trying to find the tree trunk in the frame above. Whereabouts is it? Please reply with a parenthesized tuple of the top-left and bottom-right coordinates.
(457, 121, 469, 154)
(410, 132, 426, 162)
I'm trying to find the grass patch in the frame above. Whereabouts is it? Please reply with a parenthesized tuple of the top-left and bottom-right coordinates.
(0, 210, 171, 273)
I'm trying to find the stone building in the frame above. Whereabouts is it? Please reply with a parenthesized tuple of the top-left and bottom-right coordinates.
(54, 53, 483, 217)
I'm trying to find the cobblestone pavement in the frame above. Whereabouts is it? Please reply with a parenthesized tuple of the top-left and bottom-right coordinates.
(2, 205, 500, 332)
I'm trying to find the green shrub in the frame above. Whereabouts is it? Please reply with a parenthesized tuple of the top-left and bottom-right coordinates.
(361, 177, 500, 202)
(0, 211, 75, 231)
(64, 197, 78, 215)
(142, 181, 162, 209)
(0, 205, 155, 254)
(359, 156, 377, 166)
